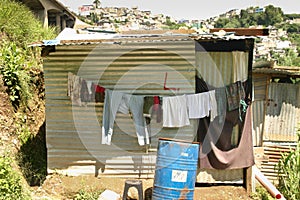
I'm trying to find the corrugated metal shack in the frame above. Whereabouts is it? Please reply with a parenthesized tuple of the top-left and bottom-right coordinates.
(42, 33, 255, 183)
(252, 63, 300, 181)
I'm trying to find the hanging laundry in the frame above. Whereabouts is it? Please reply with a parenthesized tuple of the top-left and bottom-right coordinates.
(80, 79, 90, 103)
(143, 96, 162, 123)
(101, 89, 149, 146)
(186, 92, 210, 119)
(124, 94, 150, 146)
(153, 96, 162, 123)
(162, 95, 190, 127)
(195, 75, 225, 123)
(101, 89, 123, 145)
(208, 90, 218, 122)
(198, 106, 255, 169)
(214, 87, 227, 123)
(93, 83, 105, 103)
(86, 81, 93, 96)
(143, 96, 153, 114)
(67, 72, 82, 106)
(226, 81, 245, 111)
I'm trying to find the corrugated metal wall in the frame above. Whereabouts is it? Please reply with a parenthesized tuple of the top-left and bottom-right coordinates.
(252, 74, 269, 146)
(252, 100, 265, 146)
(263, 83, 300, 142)
(44, 39, 197, 177)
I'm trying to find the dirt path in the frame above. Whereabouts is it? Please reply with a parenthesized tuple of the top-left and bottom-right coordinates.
(32, 174, 252, 199)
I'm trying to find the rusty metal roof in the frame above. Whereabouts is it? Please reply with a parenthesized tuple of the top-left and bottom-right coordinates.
(253, 66, 300, 76)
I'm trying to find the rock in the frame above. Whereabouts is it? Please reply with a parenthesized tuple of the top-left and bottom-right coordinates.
(127, 187, 139, 199)
(98, 189, 120, 200)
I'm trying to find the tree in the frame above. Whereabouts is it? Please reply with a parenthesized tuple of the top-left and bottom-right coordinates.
(214, 18, 230, 28)
(264, 5, 284, 26)
(272, 49, 300, 66)
(93, 0, 100, 8)
(217, 5, 285, 28)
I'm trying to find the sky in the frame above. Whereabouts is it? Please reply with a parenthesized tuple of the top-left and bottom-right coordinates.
(59, 0, 300, 20)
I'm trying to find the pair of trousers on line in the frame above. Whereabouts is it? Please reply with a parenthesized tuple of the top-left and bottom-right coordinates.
(101, 89, 149, 146)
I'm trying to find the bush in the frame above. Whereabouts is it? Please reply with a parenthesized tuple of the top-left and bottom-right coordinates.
(251, 186, 274, 200)
(0, 0, 57, 47)
(276, 131, 300, 200)
(0, 0, 56, 109)
(0, 155, 30, 200)
(74, 188, 103, 200)
(0, 41, 32, 109)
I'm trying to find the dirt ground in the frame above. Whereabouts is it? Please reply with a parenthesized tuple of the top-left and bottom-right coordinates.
(31, 174, 253, 200)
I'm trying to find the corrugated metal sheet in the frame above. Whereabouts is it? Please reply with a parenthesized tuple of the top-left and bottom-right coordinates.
(252, 74, 269, 146)
(44, 39, 197, 177)
(252, 100, 265, 146)
(263, 83, 300, 141)
(252, 74, 268, 101)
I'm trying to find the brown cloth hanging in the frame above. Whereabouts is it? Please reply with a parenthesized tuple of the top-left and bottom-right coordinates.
(198, 106, 255, 169)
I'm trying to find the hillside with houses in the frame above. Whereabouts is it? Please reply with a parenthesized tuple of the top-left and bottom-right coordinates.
(74, 3, 300, 66)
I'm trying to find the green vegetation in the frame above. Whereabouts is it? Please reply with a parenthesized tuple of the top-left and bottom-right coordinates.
(0, 0, 55, 191)
(0, 0, 56, 47)
(215, 4, 300, 67)
(162, 17, 190, 30)
(284, 14, 300, 20)
(0, 155, 30, 200)
(272, 48, 300, 66)
(278, 23, 300, 33)
(215, 5, 284, 28)
(74, 189, 104, 200)
(0, 0, 56, 109)
(0, 41, 32, 109)
(276, 130, 300, 200)
(93, 0, 101, 9)
(251, 186, 274, 200)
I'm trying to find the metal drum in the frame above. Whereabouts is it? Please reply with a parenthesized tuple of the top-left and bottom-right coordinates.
(152, 138, 199, 200)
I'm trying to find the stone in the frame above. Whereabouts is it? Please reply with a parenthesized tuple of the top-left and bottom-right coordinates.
(98, 189, 120, 200)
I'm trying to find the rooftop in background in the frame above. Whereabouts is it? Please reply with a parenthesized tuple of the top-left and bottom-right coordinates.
(210, 28, 269, 36)
(253, 62, 300, 77)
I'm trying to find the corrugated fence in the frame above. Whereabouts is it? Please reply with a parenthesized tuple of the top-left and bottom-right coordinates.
(264, 83, 300, 142)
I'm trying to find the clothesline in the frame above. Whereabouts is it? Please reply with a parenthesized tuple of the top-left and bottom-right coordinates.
(68, 72, 248, 146)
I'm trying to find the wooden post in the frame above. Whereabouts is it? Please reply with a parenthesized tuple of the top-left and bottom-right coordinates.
(243, 167, 253, 195)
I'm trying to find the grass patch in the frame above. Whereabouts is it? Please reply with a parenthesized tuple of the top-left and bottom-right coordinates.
(0, 154, 31, 199)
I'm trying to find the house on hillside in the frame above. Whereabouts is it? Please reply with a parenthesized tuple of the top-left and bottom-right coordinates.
(40, 32, 256, 192)
(19, 0, 76, 32)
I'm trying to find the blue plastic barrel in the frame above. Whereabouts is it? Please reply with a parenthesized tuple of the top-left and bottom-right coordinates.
(152, 138, 199, 200)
